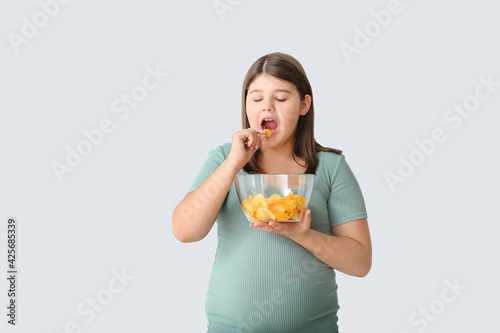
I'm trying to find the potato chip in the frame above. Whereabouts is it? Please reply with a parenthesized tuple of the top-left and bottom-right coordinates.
(241, 191, 308, 222)
(256, 206, 275, 221)
(265, 129, 272, 137)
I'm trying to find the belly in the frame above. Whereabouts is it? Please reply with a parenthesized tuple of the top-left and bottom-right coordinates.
(206, 231, 339, 332)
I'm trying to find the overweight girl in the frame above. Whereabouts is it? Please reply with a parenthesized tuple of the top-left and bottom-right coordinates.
(172, 52, 372, 332)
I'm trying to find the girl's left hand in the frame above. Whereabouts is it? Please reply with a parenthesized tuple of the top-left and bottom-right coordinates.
(250, 209, 312, 242)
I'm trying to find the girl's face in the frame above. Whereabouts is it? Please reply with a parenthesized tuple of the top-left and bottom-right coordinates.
(246, 74, 310, 150)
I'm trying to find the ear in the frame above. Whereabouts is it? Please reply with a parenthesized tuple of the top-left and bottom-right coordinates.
(300, 94, 312, 116)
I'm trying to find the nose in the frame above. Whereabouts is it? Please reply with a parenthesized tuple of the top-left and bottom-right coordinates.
(262, 99, 274, 112)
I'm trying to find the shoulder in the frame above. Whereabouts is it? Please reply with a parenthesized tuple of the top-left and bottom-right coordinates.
(317, 151, 345, 172)
(318, 150, 344, 163)
(316, 151, 347, 186)
(192, 143, 232, 170)
(219, 142, 232, 155)
(206, 142, 232, 160)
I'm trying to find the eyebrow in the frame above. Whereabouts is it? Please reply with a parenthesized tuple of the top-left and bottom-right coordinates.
(248, 89, 292, 94)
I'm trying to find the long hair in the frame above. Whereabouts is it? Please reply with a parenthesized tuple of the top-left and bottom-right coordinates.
(241, 52, 342, 174)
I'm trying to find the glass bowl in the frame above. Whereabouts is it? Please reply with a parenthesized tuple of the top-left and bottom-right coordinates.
(234, 174, 314, 222)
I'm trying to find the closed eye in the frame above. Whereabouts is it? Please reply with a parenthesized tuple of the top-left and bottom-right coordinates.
(253, 98, 263, 102)
(276, 98, 286, 102)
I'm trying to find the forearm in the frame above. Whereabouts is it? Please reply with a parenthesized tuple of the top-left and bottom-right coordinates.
(291, 229, 372, 277)
(172, 158, 240, 243)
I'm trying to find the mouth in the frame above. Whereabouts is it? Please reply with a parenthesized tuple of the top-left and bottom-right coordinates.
(261, 118, 278, 133)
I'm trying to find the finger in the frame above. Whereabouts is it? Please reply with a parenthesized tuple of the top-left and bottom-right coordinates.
(244, 131, 256, 149)
(299, 210, 312, 224)
(255, 129, 267, 143)
(268, 221, 286, 230)
(265, 222, 287, 232)
(251, 221, 268, 229)
(255, 131, 268, 150)
(248, 130, 260, 150)
(255, 128, 267, 136)
(251, 222, 277, 232)
(247, 138, 257, 151)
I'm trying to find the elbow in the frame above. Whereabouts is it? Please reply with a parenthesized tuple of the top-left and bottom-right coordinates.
(347, 250, 372, 277)
(355, 243, 372, 278)
(172, 208, 188, 243)
(172, 208, 201, 243)
(172, 225, 191, 243)
(354, 258, 372, 278)
(173, 230, 205, 243)
(173, 232, 196, 243)
(172, 225, 199, 243)
(172, 219, 192, 244)
(355, 265, 371, 278)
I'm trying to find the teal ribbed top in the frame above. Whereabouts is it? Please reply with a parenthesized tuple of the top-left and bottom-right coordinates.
(188, 143, 367, 333)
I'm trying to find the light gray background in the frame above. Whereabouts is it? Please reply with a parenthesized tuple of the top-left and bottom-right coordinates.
(1, 0, 498, 332)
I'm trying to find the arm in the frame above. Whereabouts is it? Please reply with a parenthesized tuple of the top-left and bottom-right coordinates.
(172, 159, 239, 243)
(251, 212, 372, 277)
(294, 215, 372, 277)
(172, 128, 266, 243)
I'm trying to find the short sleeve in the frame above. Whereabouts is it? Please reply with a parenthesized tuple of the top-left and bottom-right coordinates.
(327, 155, 368, 227)
(188, 145, 228, 193)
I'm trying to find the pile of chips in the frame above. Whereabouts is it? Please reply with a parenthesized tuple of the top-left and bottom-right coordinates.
(241, 191, 307, 222)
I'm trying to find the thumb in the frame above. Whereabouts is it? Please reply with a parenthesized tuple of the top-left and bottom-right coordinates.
(301, 209, 312, 224)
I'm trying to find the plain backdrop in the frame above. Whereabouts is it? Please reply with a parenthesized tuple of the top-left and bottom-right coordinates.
(1, 0, 499, 332)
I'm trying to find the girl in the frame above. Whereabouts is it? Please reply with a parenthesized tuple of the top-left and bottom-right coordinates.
(172, 52, 371, 332)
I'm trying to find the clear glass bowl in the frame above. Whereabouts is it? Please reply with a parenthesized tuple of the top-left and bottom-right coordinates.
(234, 174, 314, 222)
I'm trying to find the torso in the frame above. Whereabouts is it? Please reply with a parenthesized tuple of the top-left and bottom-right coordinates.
(192, 143, 366, 333)
(206, 149, 341, 332)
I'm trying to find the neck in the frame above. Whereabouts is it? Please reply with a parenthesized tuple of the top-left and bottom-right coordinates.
(257, 143, 306, 174)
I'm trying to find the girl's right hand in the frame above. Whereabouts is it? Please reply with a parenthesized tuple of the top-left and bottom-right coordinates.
(227, 128, 265, 170)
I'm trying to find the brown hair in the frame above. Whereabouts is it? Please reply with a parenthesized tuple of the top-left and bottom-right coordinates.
(241, 52, 342, 174)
